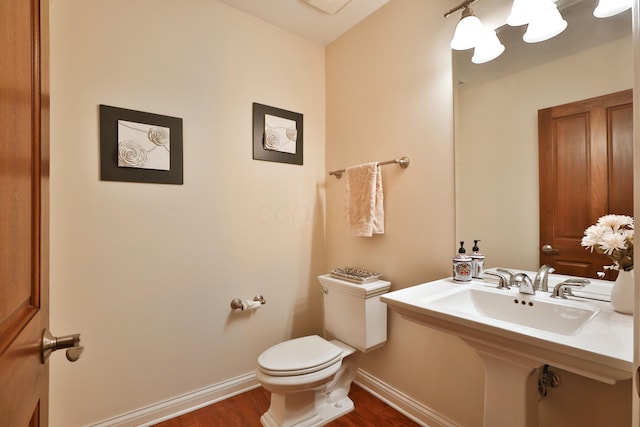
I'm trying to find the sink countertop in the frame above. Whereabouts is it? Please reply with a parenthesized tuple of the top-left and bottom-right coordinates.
(381, 276, 633, 383)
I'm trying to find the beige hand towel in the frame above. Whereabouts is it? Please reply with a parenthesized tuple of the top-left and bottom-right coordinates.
(345, 162, 384, 237)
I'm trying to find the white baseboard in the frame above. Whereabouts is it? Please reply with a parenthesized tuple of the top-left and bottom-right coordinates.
(90, 372, 260, 427)
(354, 369, 458, 427)
(89, 369, 455, 427)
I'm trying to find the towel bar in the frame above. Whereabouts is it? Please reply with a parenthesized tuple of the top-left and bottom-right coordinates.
(328, 156, 410, 179)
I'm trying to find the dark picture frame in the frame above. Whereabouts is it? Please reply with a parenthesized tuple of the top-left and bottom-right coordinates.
(99, 104, 183, 184)
(252, 103, 303, 165)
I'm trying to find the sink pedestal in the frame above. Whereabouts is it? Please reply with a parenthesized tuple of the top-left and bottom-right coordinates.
(380, 277, 633, 427)
(473, 344, 540, 427)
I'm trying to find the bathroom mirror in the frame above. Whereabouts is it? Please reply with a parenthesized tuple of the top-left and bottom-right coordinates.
(453, 0, 633, 274)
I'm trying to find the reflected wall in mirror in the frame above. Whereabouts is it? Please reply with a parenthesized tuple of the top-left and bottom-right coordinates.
(454, 0, 633, 277)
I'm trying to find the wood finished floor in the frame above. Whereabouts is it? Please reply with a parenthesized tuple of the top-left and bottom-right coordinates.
(152, 384, 420, 426)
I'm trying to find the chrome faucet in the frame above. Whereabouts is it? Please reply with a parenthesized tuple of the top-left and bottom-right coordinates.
(513, 273, 535, 295)
(533, 265, 555, 292)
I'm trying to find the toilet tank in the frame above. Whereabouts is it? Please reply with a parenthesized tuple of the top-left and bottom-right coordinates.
(318, 274, 391, 353)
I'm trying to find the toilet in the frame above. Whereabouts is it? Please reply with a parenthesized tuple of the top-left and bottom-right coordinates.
(256, 274, 391, 427)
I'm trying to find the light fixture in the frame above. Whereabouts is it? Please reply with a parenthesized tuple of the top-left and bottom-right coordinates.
(472, 30, 505, 64)
(593, 0, 632, 18)
(445, 0, 504, 63)
(522, 0, 567, 43)
(450, 6, 485, 50)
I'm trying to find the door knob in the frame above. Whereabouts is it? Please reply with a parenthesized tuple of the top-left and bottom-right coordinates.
(542, 244, 559, 254)
(41, 329, 84, 363)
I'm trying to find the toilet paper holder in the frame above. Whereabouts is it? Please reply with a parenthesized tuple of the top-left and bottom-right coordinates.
(230, 294, 267, 311)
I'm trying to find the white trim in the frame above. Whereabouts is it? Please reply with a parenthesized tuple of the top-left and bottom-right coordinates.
(88, 369, 455, 427)
(89, 373, 260, 427)
(354, 369, 458, 427)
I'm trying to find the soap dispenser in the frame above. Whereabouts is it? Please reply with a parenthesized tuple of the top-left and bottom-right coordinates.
(453, 241, 472, 283)
(470, 240, 485, 279)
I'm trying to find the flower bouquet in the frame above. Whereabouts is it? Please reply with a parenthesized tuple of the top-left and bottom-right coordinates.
(581, 214, 634, 272)
(581, 214, 634, 314)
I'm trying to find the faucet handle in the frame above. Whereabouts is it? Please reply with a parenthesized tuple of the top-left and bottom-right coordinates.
(484, 271, 510, 290)
(496, 268, 516, 286)
(551, 280, 588, 299)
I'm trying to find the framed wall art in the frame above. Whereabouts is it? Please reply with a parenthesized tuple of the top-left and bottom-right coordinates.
(99, 104, 183, 184)
(252, 103, 303, 165)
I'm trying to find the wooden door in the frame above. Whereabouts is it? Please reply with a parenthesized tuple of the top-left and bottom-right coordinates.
(539, 89, 633, 280)
(0, 0, 50, 425)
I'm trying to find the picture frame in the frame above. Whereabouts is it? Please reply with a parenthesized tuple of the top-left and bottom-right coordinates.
(252, 103, 303, 165)
(99, 104, 183, 184)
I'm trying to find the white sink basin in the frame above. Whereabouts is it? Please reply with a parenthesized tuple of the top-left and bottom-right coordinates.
(425, 285, 598, 335)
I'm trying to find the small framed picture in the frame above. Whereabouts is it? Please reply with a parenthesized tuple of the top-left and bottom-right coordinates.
(252, 103, 303, 165)
(99, 105, 183, 184)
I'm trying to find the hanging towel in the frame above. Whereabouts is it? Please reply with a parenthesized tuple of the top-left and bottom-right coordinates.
(344, 162, 384, 237)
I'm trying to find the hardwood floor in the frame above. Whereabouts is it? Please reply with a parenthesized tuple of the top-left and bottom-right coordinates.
(152, 384, 420, 426)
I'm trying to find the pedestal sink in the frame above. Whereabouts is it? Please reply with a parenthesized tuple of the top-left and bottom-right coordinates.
(380, 271, 633, 427)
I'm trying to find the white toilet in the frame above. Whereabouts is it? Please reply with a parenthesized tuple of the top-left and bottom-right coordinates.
(256, 274, 391, 427)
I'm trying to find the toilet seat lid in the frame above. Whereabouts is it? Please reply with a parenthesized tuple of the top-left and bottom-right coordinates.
(258, 335, 343, 376)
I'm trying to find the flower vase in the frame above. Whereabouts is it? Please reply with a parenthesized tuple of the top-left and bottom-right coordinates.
(611, 270, 634, 315)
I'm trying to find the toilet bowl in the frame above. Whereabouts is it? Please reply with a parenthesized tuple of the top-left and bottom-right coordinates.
(256, 274, 390, 427)
(256, 335, 358, 426)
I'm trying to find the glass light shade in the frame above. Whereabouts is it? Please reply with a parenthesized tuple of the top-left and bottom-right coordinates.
(450, 8, 485, 50)
(507, 0, 559, 26)
(523, 2, 567, 43)
(507, 0, 534, 26)
(594, 0, 632, 17)
(472, 30, 505, 64)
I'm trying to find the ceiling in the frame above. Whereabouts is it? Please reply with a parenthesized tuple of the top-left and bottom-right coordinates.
(217, 0, 390, 45)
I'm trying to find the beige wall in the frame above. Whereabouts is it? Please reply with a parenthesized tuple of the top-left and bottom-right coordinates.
(326, 1, 484, 425)
(49, 0, 633, 426)
(49, 0, 325, 425)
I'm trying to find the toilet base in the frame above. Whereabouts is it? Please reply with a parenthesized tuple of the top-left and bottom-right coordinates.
(260, 394, 354, 427)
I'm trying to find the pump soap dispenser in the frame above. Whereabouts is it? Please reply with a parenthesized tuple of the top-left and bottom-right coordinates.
(470, 240, 485, 279)
(453, 241, 472, 282)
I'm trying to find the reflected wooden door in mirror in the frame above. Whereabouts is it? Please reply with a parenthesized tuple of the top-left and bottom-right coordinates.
(539, 89, 633, 280)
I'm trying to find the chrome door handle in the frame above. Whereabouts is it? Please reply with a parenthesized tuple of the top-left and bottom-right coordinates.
(41, 329, 84, 363)
(542, 244, 559, 254)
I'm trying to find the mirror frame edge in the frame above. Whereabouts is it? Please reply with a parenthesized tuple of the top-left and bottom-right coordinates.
(632, 0, 640, 423)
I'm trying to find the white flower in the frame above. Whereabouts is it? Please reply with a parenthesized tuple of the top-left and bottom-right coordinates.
(285, 127, 297, 142)
(599, 232, 628, 255)
(597, 214, 633, 230)
(148, 127, 169, 146)
(264, 129, 281, 150)
(582, 214, 634, 271)
(118, 140, 148, 168)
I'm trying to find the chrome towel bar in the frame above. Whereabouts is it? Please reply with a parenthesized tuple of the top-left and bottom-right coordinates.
(328, 156, 410, 179)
